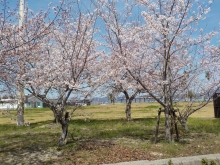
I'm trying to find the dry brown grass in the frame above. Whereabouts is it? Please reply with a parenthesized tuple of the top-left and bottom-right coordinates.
(0, 102, 215, 125)
(190, 102, 214, 118)
(0, 108, 53, 125)
(73, 102, 215, 120)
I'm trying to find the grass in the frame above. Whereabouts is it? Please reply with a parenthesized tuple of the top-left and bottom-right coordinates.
(0, 102, 215, 124)
(0, 102, 219, 165)
(0, 107, 53, 125)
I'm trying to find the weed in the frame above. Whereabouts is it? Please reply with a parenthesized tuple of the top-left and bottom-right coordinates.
(210, 160, 219, 165)
(202, 158, 209, 165)
(201, 158, 219, 165)
(168, 159, 174, 165)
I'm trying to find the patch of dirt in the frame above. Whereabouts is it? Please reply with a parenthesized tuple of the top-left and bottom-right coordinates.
(150, 152, 163, 156)
(0, 147, 62, 165)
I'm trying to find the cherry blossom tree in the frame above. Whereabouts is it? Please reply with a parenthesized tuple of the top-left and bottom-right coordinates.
(101, 55, 143, 121)
(0, 0, 64, 126)
(93, 0, 144, 121)
(13, 7, 58, 126)
(0, 1, 19, 95)
(0, 1, 28, 124)
(94, 0, 219, 142)
(121, 0, 219, 142)
(15, 0, 102, 145)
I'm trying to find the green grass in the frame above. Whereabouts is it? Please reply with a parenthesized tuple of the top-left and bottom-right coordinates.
(188, 118, 220, 133)
(0, 102, 220, 165)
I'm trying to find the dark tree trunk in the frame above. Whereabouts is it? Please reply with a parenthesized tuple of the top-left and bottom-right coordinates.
(59, 122, 69, 146)
(175, 122, 179, 141)
(125, 100, 132, 121)
(172, 110, 179, 141)
(54, 115, 59, 124)
(155, 108, 162, 143)
(58, 111, 70, 145)
(123, 90, 139, 122)
(51, 107, 59, 124)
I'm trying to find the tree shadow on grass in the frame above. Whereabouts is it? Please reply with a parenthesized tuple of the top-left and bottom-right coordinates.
(0, 131, 61, 165)
(69, 118, 157, 143)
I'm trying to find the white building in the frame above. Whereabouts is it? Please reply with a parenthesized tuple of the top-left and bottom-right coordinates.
(0, 99, 18, 110)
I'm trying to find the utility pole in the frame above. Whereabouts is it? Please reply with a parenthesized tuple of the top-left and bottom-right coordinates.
(19, 0, 24, 27)
(17, 0, 25, 126)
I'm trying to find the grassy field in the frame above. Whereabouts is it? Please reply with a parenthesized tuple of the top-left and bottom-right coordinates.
(0, 102, 215, 125)
(0, 102, 220, 165)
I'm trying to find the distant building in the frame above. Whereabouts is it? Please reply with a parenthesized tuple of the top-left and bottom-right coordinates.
(0, 99, 18, 110)
(0, 95, 93, 109)
(25, 95, 43, 108)
(0, 95, 43, 110)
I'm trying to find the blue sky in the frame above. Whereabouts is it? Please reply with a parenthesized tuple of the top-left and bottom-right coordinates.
(23, 0, 220, 24)
(8, 0, 220, 45)
(198, 0, 220, 32)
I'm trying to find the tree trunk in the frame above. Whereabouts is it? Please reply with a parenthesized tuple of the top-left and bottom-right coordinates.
(17, 105, 24, 126)
(155, 108, 162, 143)
(59, 122, 69, 146)
(180, 117, 189, 131)
(170, 110, 175, 142)
(17, 84, 24, 126)
(175, 122, 179, 141)
(53, 110, 59, 124)
(172, 110, 179, 141)
(53, 114, 59, 124)
(125, 101, 132, 121)
(123, 90, 139, 122)
(165, 107, 171, 142)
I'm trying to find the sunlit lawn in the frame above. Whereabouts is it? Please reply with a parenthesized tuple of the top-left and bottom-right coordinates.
(72, 102, 215, 121)
(0, 102, 215, 125)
